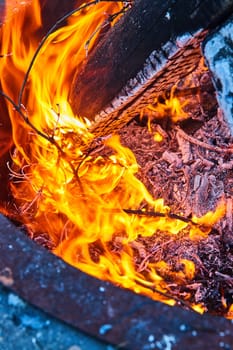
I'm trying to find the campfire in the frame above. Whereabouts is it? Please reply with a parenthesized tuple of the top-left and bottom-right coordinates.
(0, 0, 233, 321)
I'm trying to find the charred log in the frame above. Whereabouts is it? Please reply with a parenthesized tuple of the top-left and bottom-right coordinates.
(70, 0, 233, 136)
(39, 0, 77, 33)
(0, 0, 77, 27)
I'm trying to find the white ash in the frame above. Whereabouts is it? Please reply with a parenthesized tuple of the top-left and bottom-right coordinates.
(204, 15, 233, 135)
(95, 31, 200, 123)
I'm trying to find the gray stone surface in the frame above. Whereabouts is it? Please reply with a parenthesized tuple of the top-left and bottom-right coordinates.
(0, 284, 115, 350)
(203, 15, 233, 134)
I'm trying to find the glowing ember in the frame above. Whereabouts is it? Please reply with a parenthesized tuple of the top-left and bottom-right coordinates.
(0, 0, 231, 316)
(145, 87, 188, 124)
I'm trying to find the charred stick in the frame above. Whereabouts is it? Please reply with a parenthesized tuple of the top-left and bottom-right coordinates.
(175, 126, 233, 153)
(135, 280, 196, 312)
(215, 271, 233, 285)
(123, 208, 197, 226)
(1, 1, 127, 192)
(84, 3, 131, 56)
(18, 0, 127, 108)
(0, 90, 83, 188)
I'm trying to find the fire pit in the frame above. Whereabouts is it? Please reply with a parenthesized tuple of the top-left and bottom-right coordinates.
(0, 0, 233, 348)
(1, 213, 233, 349)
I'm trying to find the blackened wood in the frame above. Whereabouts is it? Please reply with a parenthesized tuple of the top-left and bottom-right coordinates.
(0, 0, 4, 23)
(0, 0, 77, 29)
(0, 96, 12, 206)
(89, 31, 206, 138)
(39, 0, 81, 33)
(70, 0, 233, 125)
(0, 214, 233, 349)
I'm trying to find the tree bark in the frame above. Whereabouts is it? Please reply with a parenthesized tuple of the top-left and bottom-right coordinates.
(70, 0, 233, 128)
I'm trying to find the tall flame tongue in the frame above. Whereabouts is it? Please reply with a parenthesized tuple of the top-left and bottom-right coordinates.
(0, 0, 227, 313)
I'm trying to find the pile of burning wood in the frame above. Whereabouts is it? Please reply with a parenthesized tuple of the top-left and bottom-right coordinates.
(0, 0, 233, 333)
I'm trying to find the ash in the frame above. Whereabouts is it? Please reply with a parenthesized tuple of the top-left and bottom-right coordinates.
(118, 71, 233, 316)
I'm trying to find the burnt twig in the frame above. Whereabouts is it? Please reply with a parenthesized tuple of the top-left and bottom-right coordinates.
(18, 0, 128, 108)
(215, 271, 233, 286)
(1, 1, 128, 191)
(0, 90, 81, 185)
(123, 208, 197, 225)
(175, 126, 233, 154)
(84, 3, 131, 56)
(135, 279, 198, 313)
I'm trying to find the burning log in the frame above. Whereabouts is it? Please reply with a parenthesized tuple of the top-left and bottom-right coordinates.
(0, 0, 233, 330)
(70, 0, 233, 137)
(39, 0, 77, 32)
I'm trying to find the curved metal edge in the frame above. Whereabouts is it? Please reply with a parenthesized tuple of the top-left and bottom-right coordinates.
(0, 213, 232, 349)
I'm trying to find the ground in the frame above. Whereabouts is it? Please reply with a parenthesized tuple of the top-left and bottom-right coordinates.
(0, 284, 115, 350)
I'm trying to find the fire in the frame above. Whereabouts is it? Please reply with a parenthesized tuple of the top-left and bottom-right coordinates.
(147, 87, 188, 123)
(140, 86, 188, 139)
(0, 0, 231, 316)
(145, 86, 187, 122)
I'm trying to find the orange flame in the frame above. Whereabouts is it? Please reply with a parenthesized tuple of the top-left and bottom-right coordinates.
(140, 86, 188, 138)
(0, 0, 229, 314)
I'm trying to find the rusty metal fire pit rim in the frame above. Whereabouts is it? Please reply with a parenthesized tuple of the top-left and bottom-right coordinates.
(0, 213, 233, 350)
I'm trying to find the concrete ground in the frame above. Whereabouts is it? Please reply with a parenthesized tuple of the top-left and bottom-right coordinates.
(0, 284, 116, 350)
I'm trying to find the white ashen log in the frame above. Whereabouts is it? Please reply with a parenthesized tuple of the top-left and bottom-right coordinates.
(203, 16, 233, 135)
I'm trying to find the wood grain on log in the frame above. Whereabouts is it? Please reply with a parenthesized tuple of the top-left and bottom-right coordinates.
(70, 0, 233, 136)
(89, 31, 206, 138)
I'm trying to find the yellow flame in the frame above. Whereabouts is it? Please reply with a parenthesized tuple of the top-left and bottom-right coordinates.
(0, 0, 229, 314)
(226, 304, 233, 320)
(153, 131, 163, 142)
(146, 87, 188, 123)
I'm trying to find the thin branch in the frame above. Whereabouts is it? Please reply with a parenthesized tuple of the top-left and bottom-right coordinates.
(18, 0, 128, 107)
(84, 18, 113, 57)
(75, 135, 109, 176)
(123, 208, 197, 226)
(215, 271, 233, 285)
(0, 90, 81, 185)
(1, 1, 130, 195)
(0, 90, 60, 149)
(85, 3, 131, 56)
(135, 279, 197, 312)
(175, 126, 233, 154)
